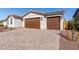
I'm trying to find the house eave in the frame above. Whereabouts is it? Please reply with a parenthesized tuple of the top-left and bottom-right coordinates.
(23, 10, 64, 18)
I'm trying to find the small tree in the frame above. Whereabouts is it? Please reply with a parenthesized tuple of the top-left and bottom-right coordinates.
(67, 21, 73, 30)
(71, 18, 77, 31)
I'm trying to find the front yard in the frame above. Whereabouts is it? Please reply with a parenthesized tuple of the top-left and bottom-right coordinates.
(0, 28, 60, 50)
(0, 28, 79, 50)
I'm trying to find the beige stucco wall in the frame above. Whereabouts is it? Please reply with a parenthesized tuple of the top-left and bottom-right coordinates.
(40, 16, 47, 30)
(14, 19, 23, 27)
(23, 13, 43, 19)
(60, 18, 64, 30)
(46, 14, 63, 17)
(60, 16, 64, 31)
(22, 19, 25, 27)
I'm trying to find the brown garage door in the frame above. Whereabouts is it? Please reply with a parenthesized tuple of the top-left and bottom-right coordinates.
(47, 16, 60, 30)
(25, 17, 40, 29)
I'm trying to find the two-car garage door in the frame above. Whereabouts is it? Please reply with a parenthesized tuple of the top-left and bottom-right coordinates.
(25, 16, 60, 30)
(25, 17, 40, 29)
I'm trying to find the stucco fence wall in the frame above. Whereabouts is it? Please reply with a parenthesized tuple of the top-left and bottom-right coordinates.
(60, 31, 79, 50)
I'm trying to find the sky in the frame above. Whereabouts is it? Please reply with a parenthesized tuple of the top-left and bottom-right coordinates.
(0, 8, 77, 21)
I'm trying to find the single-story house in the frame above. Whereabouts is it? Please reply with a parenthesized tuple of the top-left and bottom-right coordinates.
(23, 11, 64, 30)
(4, 10, 64, 30)
(6, 14, 23, 28)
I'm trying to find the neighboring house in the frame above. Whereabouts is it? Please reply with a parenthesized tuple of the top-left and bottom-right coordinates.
(73, 9, 79, 31)
(23, 11, 64, 30)
(6, 14, 23, 28)
(73, 8, 79, 19)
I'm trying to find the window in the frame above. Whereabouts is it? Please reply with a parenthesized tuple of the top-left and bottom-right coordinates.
(10, 18, 12, 25)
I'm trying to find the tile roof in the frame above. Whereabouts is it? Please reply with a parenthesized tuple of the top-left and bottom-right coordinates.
(23, 10, 64, 17)
(6, 14, 23, 20)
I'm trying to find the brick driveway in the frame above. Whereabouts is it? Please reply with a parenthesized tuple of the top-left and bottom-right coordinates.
(0, 28, 60, 50)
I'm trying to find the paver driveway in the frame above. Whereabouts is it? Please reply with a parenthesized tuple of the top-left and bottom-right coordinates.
(0, 28, 60, 50)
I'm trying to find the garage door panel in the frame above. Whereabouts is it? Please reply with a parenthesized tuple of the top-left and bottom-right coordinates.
(25, 18, 40, 29)
(25, 20, 31, 28)
(47, 17, 60, 30)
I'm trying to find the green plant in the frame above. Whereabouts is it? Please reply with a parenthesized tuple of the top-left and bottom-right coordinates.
(70, 18, 79, 41)
(67, 21, 73, 30)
